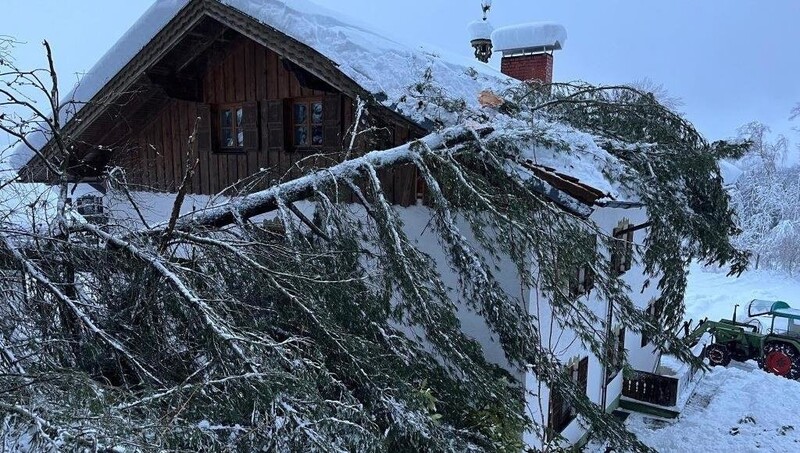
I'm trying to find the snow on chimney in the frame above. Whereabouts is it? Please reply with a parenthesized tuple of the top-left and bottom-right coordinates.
(491, 23, 567, 84)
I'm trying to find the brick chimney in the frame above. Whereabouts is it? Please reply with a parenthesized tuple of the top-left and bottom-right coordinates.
(491, 23, 567, 84)
(500, 53, 553, 84)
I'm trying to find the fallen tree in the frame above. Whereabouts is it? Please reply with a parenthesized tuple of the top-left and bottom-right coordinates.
(0, 38, 747, 452)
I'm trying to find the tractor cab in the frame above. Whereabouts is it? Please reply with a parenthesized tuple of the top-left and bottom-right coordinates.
(747, 299, 800, 338)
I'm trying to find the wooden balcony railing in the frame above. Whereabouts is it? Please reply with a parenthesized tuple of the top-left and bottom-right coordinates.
(622, 370, 679, 407)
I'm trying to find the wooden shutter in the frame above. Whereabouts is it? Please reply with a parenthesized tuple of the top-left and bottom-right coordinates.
(264, 100, 284, 152)
(548, 388, 563, 432)
(624, 229, 635, 271)
(577, 357, 589, 392)
(611, 226, 624, 275)
(196, 103, 212, 153)
(583, 265, 595, 294)
(242, 101, 259, 153)
(322, 94, 342, 151)
(582, 235, 597, 293)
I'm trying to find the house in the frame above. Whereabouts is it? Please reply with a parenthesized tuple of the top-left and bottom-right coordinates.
(12, 0, 674, 449)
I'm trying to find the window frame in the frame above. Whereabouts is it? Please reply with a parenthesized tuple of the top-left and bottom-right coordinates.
(217, 103, 245, 153)
(641, 299, 663, 347)
(290, 97, 325, 151)
(606, 327, 626, 383)
(548, 357, 589, 437)
(567, 234, 597, 297)
(611, 220, 635, 276)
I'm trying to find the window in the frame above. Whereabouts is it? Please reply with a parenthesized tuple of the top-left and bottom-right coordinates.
(611, 220, 635, 276)
(606, 327, 626, 382)
(641, 299, 664, 347)
(560, 234, 596, 298)
(197, 102, 258, 155)
(568, 234, 597, 297)
(75, 194, 107, 225)
(291, 98, 324, 149)
(548, 357, 589, 436)
(219, 104, 244, 151)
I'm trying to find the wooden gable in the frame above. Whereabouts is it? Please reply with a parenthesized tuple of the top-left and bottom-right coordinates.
(21, 1, 425, 205)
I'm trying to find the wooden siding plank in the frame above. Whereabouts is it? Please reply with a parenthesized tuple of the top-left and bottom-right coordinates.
(156, 110, 167, 191)
(289, 71, 300, 98)
(218, 150, 228, 193)
(174, 102, 184, 192)
(235, 42, 246, 102)
(238, 154, 248, 191)
(266, 49, 278, 100)
(208, 149, 219, 195)
(228, 155, 238, 191)
(133, 137, 143, 187)
(171, 102, 183, 192)
(215, 63, 225, 103)
(185, 102, 201, 194)
(199, 110, 211, 195)
(278, 54, 290, 99)
(159, 107, 172, 191)
(255, 45, 266, 101)
(128, 137, 139, 187)
(204, 65, 215, 104)
(224, 54, 235, 102)
(144, 125, 155, 189)
(247, 149, 259, 190)
(245, 40, 257, 102)
(139, 127, 153, 188)
(393, 126, 413, 206)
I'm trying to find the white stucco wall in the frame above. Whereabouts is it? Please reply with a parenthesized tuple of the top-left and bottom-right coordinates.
(521, 204, 663, 449)
(81, 186, 663, 450)
(591, 206, 662, 375)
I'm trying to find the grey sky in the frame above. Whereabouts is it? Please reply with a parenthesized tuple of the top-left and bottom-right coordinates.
(3, 0, 799, 147)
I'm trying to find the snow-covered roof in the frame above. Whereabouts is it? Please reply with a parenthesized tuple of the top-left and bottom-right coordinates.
(9, 0, 510, 171)
(719, 160, 743, 186)
(9, 0, 634, 207)
(6, 0, 190, 172)
(491, 22, 567, 54)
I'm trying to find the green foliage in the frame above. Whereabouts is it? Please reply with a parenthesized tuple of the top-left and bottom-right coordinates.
(0, 80, 746, 453)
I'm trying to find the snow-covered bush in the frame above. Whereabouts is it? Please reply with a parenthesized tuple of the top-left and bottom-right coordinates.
(729, 121, 800, 273)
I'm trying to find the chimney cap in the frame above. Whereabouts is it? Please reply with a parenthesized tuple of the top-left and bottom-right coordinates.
(468, 20, 494, 41)
(492, 22, 567, 55)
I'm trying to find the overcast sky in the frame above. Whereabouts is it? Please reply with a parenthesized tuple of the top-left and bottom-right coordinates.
(3, 0, 799, 147)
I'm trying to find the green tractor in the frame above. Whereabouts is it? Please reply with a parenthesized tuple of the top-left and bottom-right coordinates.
(685, 299, 800, 380)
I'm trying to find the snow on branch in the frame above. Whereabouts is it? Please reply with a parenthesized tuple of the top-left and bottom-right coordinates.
(152, 126, 493, 232)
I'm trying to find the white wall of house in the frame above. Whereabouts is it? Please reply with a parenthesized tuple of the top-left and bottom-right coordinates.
(521, 203, 662, 449)
(396, 205, 530, 382)
(592, 205, 662, 375)
(83, 186, 664, 450)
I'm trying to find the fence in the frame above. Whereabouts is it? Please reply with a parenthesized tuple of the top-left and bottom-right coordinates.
(622, 370, 679, 407)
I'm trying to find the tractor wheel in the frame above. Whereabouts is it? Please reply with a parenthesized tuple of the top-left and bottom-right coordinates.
(760, 343, 800, 379)
(705, 343, 731, 367)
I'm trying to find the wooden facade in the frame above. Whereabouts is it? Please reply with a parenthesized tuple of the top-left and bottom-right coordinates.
(20, 1, 427, 206)
(116, 35, 419, 205)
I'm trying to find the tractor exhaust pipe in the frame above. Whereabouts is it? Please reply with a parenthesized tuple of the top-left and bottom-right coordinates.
(732, 304, 739, 324)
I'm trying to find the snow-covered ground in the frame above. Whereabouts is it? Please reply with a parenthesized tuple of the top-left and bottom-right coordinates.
(589, 265, 800, 452)
(684, 263, 800, 324)
(617, 362, 800, 452)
